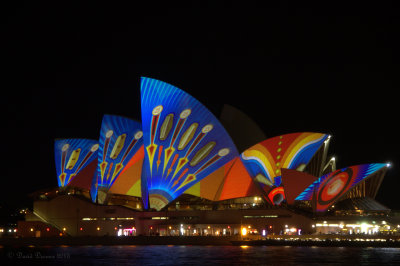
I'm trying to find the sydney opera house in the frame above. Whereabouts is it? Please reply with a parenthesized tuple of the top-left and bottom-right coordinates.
(17, 77, 394, 238)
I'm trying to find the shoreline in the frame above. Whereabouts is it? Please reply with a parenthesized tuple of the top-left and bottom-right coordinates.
(1, 235, 400, 247)
(231, 239, 400, 247)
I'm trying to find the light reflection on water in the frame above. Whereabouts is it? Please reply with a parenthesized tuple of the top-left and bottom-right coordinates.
(1, 245, 400, 265)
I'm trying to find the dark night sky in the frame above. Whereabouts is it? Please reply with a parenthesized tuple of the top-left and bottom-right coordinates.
(1, 2, 399, 211)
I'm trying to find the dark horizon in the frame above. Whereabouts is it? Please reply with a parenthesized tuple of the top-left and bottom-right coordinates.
(2, 2, 398, 212)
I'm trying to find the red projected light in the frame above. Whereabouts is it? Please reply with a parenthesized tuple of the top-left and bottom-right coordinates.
(267, 187, 285, 205)
(320, 172, 348, 202)
(317, 168, 352, 206)
(315, 168, 355, 212)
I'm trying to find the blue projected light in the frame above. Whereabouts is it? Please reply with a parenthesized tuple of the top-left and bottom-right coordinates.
(54, 139, 99, 187)
(140, 77, 239, 210)
(96, 115, 143, 189)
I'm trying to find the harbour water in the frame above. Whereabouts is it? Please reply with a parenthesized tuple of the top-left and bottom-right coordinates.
(1, 245, 400, 265)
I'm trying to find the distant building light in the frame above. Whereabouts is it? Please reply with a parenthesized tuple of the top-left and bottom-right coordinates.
(81, 217, 134, 221)
(386, 163, 392, 168)
(46, 228, 50, 232)
(97, 227, 100, 231)
(82, 218, 95, 221)
(80, 227, 83, 231)
(241, 228, 247, 236)
(151, 217, 168, 220)
(243, 215, 278, 219)
(30, 228, 34, 232)
(62, 227, 66, 231)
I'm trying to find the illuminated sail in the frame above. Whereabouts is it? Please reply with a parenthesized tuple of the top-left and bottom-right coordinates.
(184, 157, 259, 201)
(140, 77, 239, 210)
(54, 139, 98, 188)
(295, 163, 386, 212)
(96, 115, 143, 190)
(240, 132, 328, 204)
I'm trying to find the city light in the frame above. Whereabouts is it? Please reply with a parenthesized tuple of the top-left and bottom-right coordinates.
(241, 227, 247, 236)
